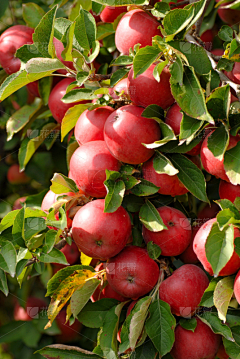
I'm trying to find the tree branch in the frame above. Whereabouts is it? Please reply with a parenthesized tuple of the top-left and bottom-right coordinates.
(195, 0, 212, 36)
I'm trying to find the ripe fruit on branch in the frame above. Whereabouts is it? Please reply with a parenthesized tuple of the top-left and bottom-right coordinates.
(142, 206, 192, 256)
(14, 297, 47, 321)
(115, 9, 162, 55)
(75, 106, 114, 145)
(142, 155, 188, 197)
(56, 309, 82, 342)
(234, 269, 240, 304)
(0, 25, 34, 74)
(7, 164, 30, 185)
(197, 203, 220, 222)
(219, 180, 240, 203)
(128, 65, 174, 109)
(106, 246, 159, 299)
(200, 131, 240, 182)
(61, 242, 79, 265)
(72, 199, 131, 260)
(165, 103, 202, 155)
(193, 218, 240, 276)
(217, 343, 229, 359)
(179, 226, 200, 264)
(13, 196, 27, 210)
(159, 264, 209, 316)
(48, 78, 87, 123)
(53, 37, 75, 74)
(69, 140, 121, 198)
(216, 0, 240, 25)
(171, 317, 221, 359)
(100, 6, 128, 23)
(92, 283, 128, 302)
(104, 105, 161, 164)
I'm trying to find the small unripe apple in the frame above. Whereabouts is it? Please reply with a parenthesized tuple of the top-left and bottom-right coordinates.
(171, 317, 221, 359)
(72, 199, 132, 260)
(142, 206, 192, 257)
(193, 218, 240, 276)
(104, 105, 161, 164)
(159, 264, 209, 317)
(0, 25, 34, 74)
(219, 180, 240, 203)
(142, 155, 188, 197)
(201, 131, 240, 182)
(69, 141, 121, 198)
(100, 6, 128, 23)
(115, 9, 162, 55)
(106, 246, 159, 299)
(75, 106, 114, 145)
(7, 164, 30, 185)
(128, 64, 174, 110)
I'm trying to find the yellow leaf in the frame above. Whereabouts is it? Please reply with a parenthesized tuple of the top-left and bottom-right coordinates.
(44, 269, 95, 329)
(81, 252, 92, 266)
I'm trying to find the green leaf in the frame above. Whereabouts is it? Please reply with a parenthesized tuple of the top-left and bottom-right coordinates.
(78, 298, 119, 328)
(153, 60, 169, 82)
(144, 122, 176, 149)
(185, 0, 207, 32)
(130, 179, 160, 196)
(130, 341, 157, 359)
(214, 276, 234, 322)
(26, 58, 65, 73)
(6, 102, 41, 141)
(104, 180, 125, 213)
(61, 103, 91, 141)
(235, 237, 240, 257)
(32, 5, 57, 58)
(147, 241, 162, 259)
(169, 65, 214, 123)
(16, 44, 41, 64)
(12, 208, 25, 247)
(100, 302, 126, 359)
(217, 57, 234, 72)
(23, 3, 45, 28)
(207, 125, 229, 161)
(206, 85, 230, 121)
(163, 7, 194, 38)
(142, 104, 164, 121)
(77, 71, 89, 86)
(179, 113, 203, 143)
(145, 300, 176, 356)
(46, 207, 67, 230)
(25, 190, 48, 209)
(169, 41, 212, 75)
(75, 9, 96, 51)
(153, 152, 178, 176)
(133, 46, 160, 78)
(224, 141, 240, 185)
(179, 318, 197, 332)
(110, 55, 133, 67)
(93, 0, 147, 5)
(50, 173, 79, 194)
(39, 247, 69, 265)
(0, 210, 19, 234)
(35, 345, 103, 359)
(170, 154, 208, 202)
(43, 230, 60, 253)
(122, 175, 140, 190)
(62, 88, 96, 103)
(38, 77, 53, 105)
(19, 123, 59, 171)
(97, 22, 115, 41)
(206, 223, 235, 277)
(152, 2, 170, 17)
(0, 241, 17, 277)
(217, 199, 240, 219)
(200, 277, 221, 307)
(71, 278, 100, 318)
(140, 200, 167, 232)
(217, 208, 240, 230)
(0, 268, 8, 296)
(222, 338, 240, 359)
(218, 25, 233, 42)
(199, 311, 233, 340)
(228, 39, 240, 59)
(110, 68, 130, 87)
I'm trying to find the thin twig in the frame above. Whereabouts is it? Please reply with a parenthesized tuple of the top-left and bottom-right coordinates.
(88, 74, 111, 82)
(195, 0, 213, 36)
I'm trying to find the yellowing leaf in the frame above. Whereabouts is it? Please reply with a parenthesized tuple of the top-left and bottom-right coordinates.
(81, 252, 92, 266)
(45, 269, 96, 329)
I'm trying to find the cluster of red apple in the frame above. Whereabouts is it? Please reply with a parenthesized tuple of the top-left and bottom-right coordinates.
(1, 2, 240, 358)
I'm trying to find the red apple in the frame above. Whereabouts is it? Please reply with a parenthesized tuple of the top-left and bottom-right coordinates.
(217, 0, 240, 25)
(109, 78, 129, 99)
(165, 103, 202, 155)
(104, 105, 161, 164)
(69, 140, 121, 198)
(0, 25, 34, 74)
(200, 131, 240, 182)
(100, 6, 128, 23)
(234, 269, 240, 304)
(14, 297, 47, 321)
(159, 264, 209, 317)
(179, 226, 200, 264)
(61, 242, 79, 265)
(171, 317, 221, 359)
(225, 62, 240, 84)
(48, 78, 87, 123)
(106, 246, 160, 299)
(128, 64, 174, 110)
(115, 9, 162, 55)
(217, 343, 229, 359)
(193, 218, 240, 276)
(142, 206, 192, 256)
(91, 283, 128, 302)
(53, 37, 75, 75)
(72, 199, 131, 260)
(56, 309, 82, 342)
(13, 196, 27, 210)
(219, 180, 240, 203)
(74, 106, 114, 145)
(7, 164, 30, 185)
(197, 203, 220, 222)
(142, 155, 188, 197)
